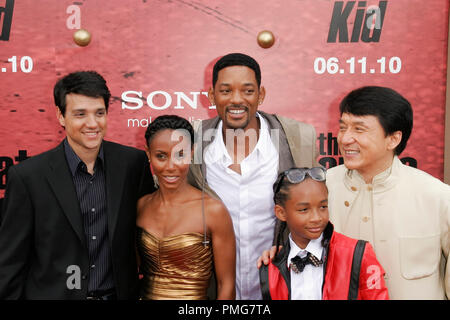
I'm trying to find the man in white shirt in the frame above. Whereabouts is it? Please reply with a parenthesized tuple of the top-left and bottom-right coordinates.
(188, 53, 318, 299)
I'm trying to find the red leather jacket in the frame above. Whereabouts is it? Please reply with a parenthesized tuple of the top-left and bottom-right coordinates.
(260, 223, 389, 300)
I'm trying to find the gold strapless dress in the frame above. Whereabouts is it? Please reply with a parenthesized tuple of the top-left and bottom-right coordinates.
(137, 227, 212, 300)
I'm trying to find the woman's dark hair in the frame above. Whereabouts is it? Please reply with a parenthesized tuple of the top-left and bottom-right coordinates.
(53, 71, 111, 115)
(212, 53, 261, 88)
(144, 115, 194, 148)
(340, 86, 413, 155)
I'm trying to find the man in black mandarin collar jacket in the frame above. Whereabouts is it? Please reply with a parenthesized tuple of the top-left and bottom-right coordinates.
(0, 71, 154, 299)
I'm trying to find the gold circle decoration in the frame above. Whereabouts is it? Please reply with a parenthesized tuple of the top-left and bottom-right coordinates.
(73, 29, 92, 47)
(257, 30, 275, 49)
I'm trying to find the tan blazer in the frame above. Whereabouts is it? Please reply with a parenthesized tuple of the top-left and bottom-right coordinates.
(326, 156, 449, 300)
(188, 111, 318, 198)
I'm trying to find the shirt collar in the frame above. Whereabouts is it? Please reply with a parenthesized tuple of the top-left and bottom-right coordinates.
(206, 120, 230, 164)
(63, 138, 104, 176)
(206, 112, 271, 164)
(344, 155, 399, 192)
(287, 232, 324, 267)
(253, 113, 272, 160)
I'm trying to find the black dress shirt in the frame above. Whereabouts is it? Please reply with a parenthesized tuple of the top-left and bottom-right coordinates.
(64, 139, 114, 293)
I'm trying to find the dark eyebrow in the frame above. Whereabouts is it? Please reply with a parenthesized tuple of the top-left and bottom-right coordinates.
(294, 199, 327, 206)
(71, 107, 106, 112)
(339, 119, 368, 127)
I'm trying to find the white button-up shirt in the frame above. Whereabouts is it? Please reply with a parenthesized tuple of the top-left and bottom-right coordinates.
(204, 114, 279, 300)
(287, 233, 324, 300)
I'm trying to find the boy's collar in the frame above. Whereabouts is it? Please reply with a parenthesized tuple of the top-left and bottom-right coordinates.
(287, 233, 324, 267)
(273, 222, 334, 265)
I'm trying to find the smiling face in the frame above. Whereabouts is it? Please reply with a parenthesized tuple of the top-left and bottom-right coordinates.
(337, 112, 401, 183)
(209, 65, 265, 133)
(147, 129, 192, 190)
(57, 93, 107, 156)
(275, 179, 329, 249)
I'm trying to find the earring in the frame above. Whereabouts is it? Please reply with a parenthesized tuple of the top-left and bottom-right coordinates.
(153, 174, 159, 189)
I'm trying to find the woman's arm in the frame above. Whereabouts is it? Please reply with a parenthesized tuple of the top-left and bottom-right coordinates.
(207, 198, 236, 300)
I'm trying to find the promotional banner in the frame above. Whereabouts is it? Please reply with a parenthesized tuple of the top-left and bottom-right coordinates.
(1, 0, 449, 198)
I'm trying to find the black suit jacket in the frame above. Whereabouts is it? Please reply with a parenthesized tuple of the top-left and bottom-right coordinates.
(0, 140, 154, 299)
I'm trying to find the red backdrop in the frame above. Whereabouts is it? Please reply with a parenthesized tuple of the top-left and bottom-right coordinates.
(1, 0, 449, 197)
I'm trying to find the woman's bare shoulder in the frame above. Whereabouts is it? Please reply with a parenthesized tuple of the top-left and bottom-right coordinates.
(203, 194, 230, 219)
(137, 192, 157, 217)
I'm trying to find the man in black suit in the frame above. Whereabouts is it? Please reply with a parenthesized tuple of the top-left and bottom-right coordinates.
(0, 71, 155, 299)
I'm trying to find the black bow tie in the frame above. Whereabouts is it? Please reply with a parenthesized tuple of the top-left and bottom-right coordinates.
(290, 252, 323, 273)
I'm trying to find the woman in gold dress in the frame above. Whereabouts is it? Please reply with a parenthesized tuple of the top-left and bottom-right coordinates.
(136, 115, 236, 300)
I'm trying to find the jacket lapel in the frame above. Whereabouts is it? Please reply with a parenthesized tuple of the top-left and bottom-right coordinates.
(187, 117, 221, 199)
(46, 142, 86, 247)
(321, 222, 334, 293)
(103, 141, 125, 241)
(273, 241, 292, 300)
(200, 116, 221, 178)
(198, 112, 296, 174)
(192, 112, 295, 196)
(258, 111, 295, 174)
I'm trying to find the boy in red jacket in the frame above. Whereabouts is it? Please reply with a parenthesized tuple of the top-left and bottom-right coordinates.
(259, 167, 389, 300)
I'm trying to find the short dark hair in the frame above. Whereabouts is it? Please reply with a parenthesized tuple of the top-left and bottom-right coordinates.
(53, 71, 111, 115)
(145, 115, 194, 148)
(212, 53, 261, 88)
(339, 86, 413, 155)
